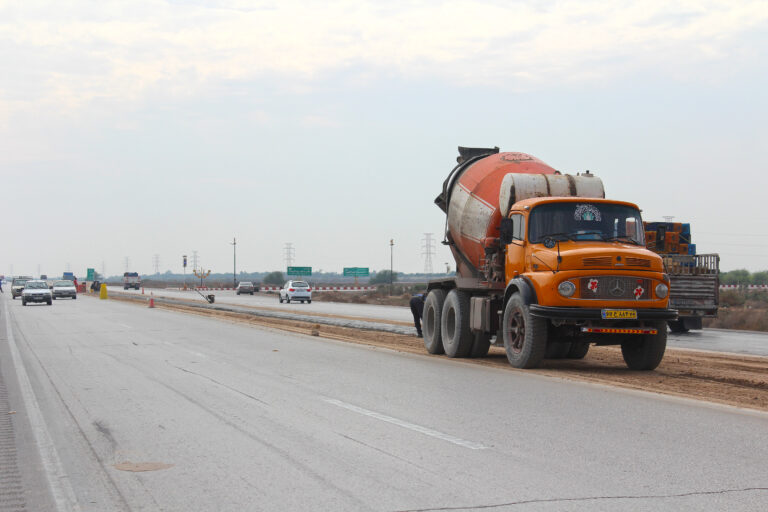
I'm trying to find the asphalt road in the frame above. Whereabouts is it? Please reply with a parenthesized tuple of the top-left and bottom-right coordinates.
(3, 293, 768, 511)
(110, 286, 768, 357)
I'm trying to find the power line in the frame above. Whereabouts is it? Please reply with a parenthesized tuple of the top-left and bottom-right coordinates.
(422, 233, 435, 274)
(153, 254, 160, 275)
(284, 243, 295, 268)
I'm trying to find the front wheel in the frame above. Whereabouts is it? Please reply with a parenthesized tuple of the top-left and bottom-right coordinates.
(21, 299, 26, 306)
(621, 322, 667, 370)
(308, 299, 312, 304)
(502, 294, 547, 369)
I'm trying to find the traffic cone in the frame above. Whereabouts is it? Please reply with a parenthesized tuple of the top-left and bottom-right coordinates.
(148, 292, 155, 308)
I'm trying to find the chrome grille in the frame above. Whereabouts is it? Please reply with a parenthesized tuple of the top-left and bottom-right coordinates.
(583, 257, 612, 267)
(579, 276, 652, 300)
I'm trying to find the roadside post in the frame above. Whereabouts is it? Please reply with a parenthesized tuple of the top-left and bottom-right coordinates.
(99, 283, 108, 300)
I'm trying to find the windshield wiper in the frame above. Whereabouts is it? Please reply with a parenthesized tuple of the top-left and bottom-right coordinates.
(605, 235, 641, 245)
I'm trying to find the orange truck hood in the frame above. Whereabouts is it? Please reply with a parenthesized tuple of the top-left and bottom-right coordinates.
(529, 242, 664, 273)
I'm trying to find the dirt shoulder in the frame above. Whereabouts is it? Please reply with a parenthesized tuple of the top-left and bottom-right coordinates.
(103, 293, 768, 413)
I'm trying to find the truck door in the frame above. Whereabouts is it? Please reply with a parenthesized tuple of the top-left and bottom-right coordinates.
(506, 213, 527, 277)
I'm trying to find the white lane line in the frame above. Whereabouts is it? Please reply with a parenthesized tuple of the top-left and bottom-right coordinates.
(4, 302, 82, 512)
(322, 398, 488, 450)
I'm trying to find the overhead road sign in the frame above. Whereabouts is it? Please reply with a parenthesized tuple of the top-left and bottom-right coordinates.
(287, 266, 312, 276)
(343, 267, 369, 277)
(87, 268, 95, 280)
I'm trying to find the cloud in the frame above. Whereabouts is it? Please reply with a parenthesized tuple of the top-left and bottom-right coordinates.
(0, 0, 766, 113)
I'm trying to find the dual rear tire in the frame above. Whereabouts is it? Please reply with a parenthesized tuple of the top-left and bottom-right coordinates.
(422, 289, 494, 359)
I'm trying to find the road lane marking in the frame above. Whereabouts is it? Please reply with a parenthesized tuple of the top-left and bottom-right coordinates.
(4, 302, 82, 512)
(322, 398, 488, 450)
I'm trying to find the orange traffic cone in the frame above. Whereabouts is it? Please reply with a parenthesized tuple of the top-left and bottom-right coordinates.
(148, 292, 155, 308)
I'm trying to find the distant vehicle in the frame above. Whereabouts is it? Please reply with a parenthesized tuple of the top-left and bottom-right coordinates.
(236, 282, 255, 295)
(279, 281, 312, 304)
(123, 272, 141, 290)
(52, 280, 77, 300)
(21, 280, 53, 306)
(40, 274, 48, 280)
(11, 276, 33, 299)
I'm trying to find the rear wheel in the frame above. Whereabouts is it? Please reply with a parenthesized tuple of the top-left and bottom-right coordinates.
(545, 341, 572, 359)
(422, 289, 446, 354)
(566, 341, 590, 359)
(621, 322, 667, 370)
(278, 295, 283, 303)
(47, 299, 52, 305)
(469, 332, 491, 358)
(441, 290, 473, 358)
(502, 294, 547, 369)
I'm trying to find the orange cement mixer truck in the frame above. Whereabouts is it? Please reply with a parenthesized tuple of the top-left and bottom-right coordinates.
(424, 147, 677, 370)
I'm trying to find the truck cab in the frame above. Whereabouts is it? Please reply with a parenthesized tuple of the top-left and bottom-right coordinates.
(496, 197, 675, 368)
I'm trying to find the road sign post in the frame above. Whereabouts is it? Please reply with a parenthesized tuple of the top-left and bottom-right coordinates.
(343, 267, 369, 285)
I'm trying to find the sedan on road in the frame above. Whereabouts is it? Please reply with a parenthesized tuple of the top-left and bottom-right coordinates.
(236, 282, 255, 295)
(11, 276, 32, 299)
(21, 280, 53, 306)
(279, 280, 312, 303)
(52, 280, 77, 299)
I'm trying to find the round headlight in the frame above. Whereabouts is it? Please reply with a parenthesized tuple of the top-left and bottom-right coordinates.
(655, 282, 668, 299)
(558, 281, 576, 297)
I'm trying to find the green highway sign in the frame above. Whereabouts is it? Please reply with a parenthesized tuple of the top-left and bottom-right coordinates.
(87, 268, 95, 280)
(287, 266, 312, 276)
(343, 267, 370, 277)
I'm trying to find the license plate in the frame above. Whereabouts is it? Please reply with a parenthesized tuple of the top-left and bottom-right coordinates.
(601, 309, 637, 319)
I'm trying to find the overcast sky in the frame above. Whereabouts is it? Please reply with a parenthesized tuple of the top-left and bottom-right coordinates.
(2, 0, 767, 277)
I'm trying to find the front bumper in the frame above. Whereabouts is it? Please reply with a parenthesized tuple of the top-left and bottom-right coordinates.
(529, 305, 678, 321)
(53, 291, 76, 297)
(23, 294, 51, 303)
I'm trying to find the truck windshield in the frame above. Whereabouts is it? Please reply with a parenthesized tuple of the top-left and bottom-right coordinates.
(528, 202, 645, 245)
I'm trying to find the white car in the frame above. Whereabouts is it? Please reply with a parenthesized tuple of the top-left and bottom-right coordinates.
(52, 280, 77, 299)
(279, 281, 312, 304)
(21, 280, 53, 306)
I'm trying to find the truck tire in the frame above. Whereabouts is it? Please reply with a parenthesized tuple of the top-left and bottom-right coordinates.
(667, 320, 689, 333)
(502, 294, 547, 369)
(544, 341, 571, 359)
(441, 290, 473, 358)
(621, 321, 667, 370)
(423, 289, 446, 354)
(21, 299, 26, 306)
(566, 341, 590, 359)
(469, 332, 491, 358)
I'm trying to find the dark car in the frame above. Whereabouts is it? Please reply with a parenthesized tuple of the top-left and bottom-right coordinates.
(236, 282, 255, 295)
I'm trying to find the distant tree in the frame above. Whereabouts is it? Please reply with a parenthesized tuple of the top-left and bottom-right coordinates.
(720, 269, 751, 285)
(263, 271, 284, 285)
(751, 271, 768, 285)
(370, 270, 398, 284)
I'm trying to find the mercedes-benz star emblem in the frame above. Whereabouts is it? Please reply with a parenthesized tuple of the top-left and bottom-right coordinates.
(609, 279, 625, 297)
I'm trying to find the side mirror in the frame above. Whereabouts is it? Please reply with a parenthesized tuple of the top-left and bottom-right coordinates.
(499, 218, 514, 245)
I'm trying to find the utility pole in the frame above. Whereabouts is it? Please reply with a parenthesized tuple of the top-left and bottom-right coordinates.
(124, 257, 130, 272)
(390, 238, 394, 296)
(153, 254, 160, 275)
(230, 238, 237, 289)
(422, 233, 435, 274)
(283, 243, 295, 268)
(192, 251, 199, 273)
(183, 254, 188, 290)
